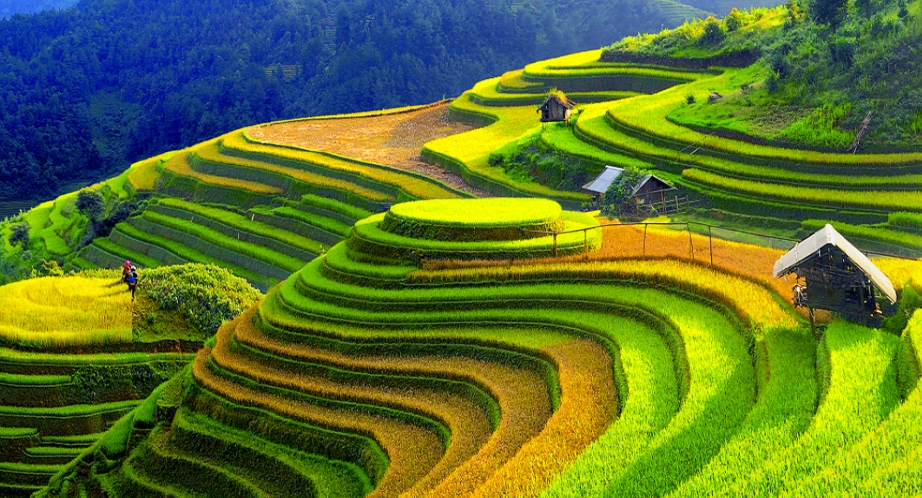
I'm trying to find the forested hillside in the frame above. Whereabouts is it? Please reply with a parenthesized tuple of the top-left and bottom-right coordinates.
(0, 0, 77, 19)
(0, 0, 681, 202)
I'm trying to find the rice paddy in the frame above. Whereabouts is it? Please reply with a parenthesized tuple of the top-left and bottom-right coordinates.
(8, 25, 922, 498)
(0, 276, 132, 348)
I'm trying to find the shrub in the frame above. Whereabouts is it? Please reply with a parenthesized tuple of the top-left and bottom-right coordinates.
(811, 0, 848, 28)
(910, 111, 922, 136)
(9, 223, 29, 249)
(601, 167, 646, 217)
(138, 264, 261, 336)
(726, 8, 745, 31)
(883, 285, 922, 335)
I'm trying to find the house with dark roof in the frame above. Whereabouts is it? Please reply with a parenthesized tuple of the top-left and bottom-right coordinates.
(582, 166, 675, 206)
(774, 224, 896, 326)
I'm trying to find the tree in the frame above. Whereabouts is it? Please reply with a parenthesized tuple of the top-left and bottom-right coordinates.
(855, 0, 874, 19)
(9, 223, 29, 249)
(829, 36, 856, 68)
(811, 0, 848, 29)
(698, 17, 726, 46)
(726, 8, 744, 32)
(601, 168, 646, 217)
(76, 189, 104, 221)
(786, 0, 805, 21)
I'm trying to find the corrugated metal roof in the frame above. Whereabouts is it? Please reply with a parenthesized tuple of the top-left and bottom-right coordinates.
(773, 224, 897, 304)
(582, 167, 676, 196)
(582, 166, 624, 194)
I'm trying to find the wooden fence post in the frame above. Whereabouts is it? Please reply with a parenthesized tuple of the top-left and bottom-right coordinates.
(708, 225, 713, 266)
(687, 223, 694, 260)
(643, 224, 648, 257)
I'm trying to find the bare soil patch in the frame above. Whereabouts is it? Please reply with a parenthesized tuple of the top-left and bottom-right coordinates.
(249, 103, 491, 196)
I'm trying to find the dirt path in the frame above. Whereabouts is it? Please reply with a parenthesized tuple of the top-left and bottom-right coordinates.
(248, 103, 492, 197)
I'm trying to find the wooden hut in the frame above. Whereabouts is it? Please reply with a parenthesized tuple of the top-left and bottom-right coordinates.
(537, 94, 575, 122)
(773, 224, 897, 327)
(582, 166, 676, 206)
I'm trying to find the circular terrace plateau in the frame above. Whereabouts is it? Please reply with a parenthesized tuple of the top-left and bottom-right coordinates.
(382, 198, 565, 242)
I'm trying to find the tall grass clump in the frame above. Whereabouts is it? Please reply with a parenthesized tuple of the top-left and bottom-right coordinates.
(775, 103, 855, 149)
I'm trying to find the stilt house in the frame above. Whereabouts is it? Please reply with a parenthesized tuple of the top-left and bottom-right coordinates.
(537, 94, 574, 122)
(582, 166, 676, 205)
(773, 224, 897, 326)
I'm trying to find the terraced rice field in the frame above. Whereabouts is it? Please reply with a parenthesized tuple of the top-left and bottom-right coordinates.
(247, 102, 486, 197)
(15, 36, 922, 498)
(44, 197, 922, 497)
(423, 43, 922, 253)
(0, 276, 132, 348)
(75, 106, 474, 291)
(0, 275, 193, 497)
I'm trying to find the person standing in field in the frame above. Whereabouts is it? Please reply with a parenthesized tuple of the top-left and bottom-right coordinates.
(125, 265, 138, 301)
(121, 260, 132, 283)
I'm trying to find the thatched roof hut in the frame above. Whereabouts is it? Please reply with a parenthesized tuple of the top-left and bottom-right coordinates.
(537, 94, 575, 122)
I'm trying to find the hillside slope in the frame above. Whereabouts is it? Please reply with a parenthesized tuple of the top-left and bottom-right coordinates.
(0, 266, 259, 497)
(3, 10, 922, 494)
(416, 8, 922, 257)
(36, 197, 922, 497)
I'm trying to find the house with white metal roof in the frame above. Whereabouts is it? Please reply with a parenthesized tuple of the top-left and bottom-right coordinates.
(582, 166, 675, 206)
(774, 224, 896, 327)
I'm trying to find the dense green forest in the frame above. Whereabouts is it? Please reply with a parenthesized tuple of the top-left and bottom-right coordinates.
(0, 0, 679, 202)
(0, 0, 77, 19)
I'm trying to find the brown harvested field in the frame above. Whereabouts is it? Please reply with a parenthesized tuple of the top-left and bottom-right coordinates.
(248, 102, 490, 196)
(590, 223, 791, 300)
(471, 338, 617, 498)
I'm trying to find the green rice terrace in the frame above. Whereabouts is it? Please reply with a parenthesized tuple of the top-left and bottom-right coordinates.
(3, 2, 922, 496)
